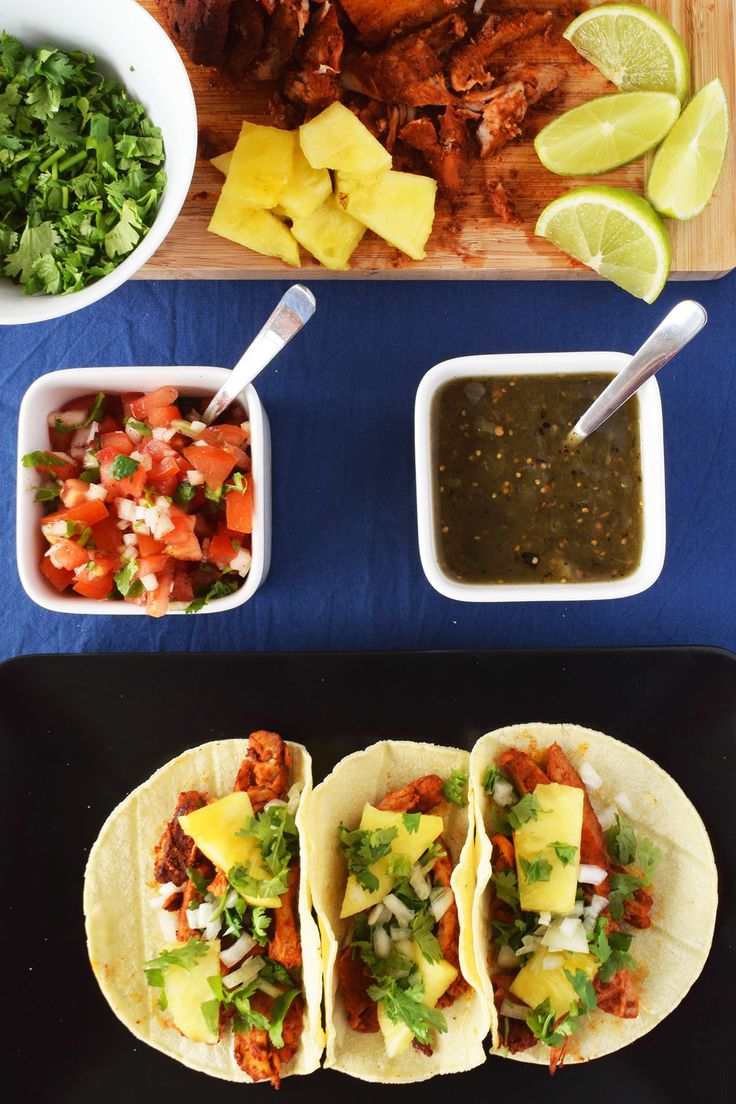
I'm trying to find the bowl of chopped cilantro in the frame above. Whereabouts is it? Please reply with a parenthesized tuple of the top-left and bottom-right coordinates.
(0, 0, 197, 325)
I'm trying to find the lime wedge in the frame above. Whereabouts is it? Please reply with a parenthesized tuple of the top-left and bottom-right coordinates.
(535, 91, 681, 176)
(647, 79, 730, 219)
(564, 3, 690, 103)
(535, 185, 671, 302)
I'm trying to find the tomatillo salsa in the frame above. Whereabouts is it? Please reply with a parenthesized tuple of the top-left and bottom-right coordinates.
(23, 387, 254, 616)
(432, 374, 643, 584)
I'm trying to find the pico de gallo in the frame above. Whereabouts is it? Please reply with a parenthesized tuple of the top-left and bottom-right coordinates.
(22, 387, 254, 616)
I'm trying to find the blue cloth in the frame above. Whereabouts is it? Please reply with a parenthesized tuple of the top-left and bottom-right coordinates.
(3, 272, 735, 661)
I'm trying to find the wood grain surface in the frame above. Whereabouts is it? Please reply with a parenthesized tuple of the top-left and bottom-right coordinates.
(137, 0, 736, 281)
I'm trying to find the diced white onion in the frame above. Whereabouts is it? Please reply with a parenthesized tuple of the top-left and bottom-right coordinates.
(187, 905, 202, 929)
(230, 548, 252, 577)
(191, 420, 206, 432)
(579, 761, 603, 791)
(614, 791, 634, 817)
(373, 926, 391, 959)
(496, 944, 517, 970)
(429, 887, 454, 922)
(120, 546, 137, 563)
(194, 439, 207, 448)
(186, 469, 205, 485)
(223, 955, 264, 991)
(83, 450, 99, 469)
(570, 899, 585, 917)
(578, 864, 608, 886)
(126, 424, 143, 445)
(264, 798, 287, 809)
(116, 499, 137, 522)
(368, 903, 390, 927)
(537, 911, 551, 926)
(220, 932, 255, 968)
(286, 783, 302, 815)
(140, 573, 158, 592)
(157, 881, 183, 897)
(584, 894, 609, 922)
(257, 980, 282, 998)
(224, 890, 238, 909)
(390, 927, 412, 941)
(135, 505, 147, 520)
(145, 501, 174, 540)
(152, 426, 176, 441)
(541, 917, 589, 954)
(383, 893, 414, 927)
(116, 520, 130, 531)
(44, 520, 68, 537)
(72, 427, 90, 452)
(123, 532, 138, 546)
(409, 865, 431, 901)
(515, 934, 542, 957)
(204, 918, 221, 941)
(86, 482, 107, 501)
(149, 896, 165, 909)
(543, 954, 564, 971)
(240, 421, 251, 439)
(49, 409, 85, 429)
(597, 805, 617, 831)
(500, 998, 528, 1020)
(157, 910, 178, 943)
(492, 779, 515, 807)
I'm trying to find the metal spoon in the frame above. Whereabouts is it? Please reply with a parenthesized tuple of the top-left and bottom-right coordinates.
(566, 300, 707, 446)
(200, 284, 316, 425)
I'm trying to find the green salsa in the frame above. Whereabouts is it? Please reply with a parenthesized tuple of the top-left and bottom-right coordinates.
(432, 374, 644, 584)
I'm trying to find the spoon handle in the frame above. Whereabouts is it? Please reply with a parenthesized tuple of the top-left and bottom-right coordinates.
(568, 300, 707, 444)
(201, 284, 316, 424)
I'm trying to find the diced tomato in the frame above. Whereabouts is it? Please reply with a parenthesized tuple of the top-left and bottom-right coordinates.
(73, 572, 115, 599)
(142, 438, 180, 495)
(166, 531, 202, 561)
(201, 424, 248, 448)
(35, 452, 79, 482)
(98, 447, 147, 500)
(131, 386, 179, 420)
(61, 478, 92, 509)
(41, 557, 73, 592)
(89, 552, 121, 577)
(121, 392, 144, 420)
(146, 559, 175, 618)
(137, 553, 170, 576)
(225, 483, 253, 534)
(136, 533, 165, 556)
(48, 539, 89, 570)
(97, 414, 121, 435)
(165, 506, 196, 545)
(170, 564, 194, 603)
(207, 528, 238, 567)
(89, 514, 120, 553)
(100, 430, 134, 455)
(148, 405, 181, 428)
(183, 444, 236, 490)
(43, 499, 109, 528)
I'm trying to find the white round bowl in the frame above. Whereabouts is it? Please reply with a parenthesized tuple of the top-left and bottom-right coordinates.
(0, 0, 197, 326)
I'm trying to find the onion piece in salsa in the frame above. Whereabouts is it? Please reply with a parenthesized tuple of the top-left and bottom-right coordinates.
(22, 388, 254, 616)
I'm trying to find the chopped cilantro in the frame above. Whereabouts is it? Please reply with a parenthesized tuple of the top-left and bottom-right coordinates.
(587, 915, 611, 963)
(79, 467, 100, 484)
(493, 869, 520, 908)
(143, 938, 207, 989)
(604, 814, 638, 865)
(419, 841, 446, 868)
(174, 479, 196, 506)
(53, 392, 106, 432)
(411, 910, 443, 964)
(519, 856, 552, 885)
(204, 483, 225, 505)
(22, 450, 65, 468)
(386, 852, 412, 879)
(565, 968, 598, 1014)
(32, 481, 61, 502)
(199, 997, 221, 1037)
(185, 577, 239, 614)
(367, 973, 447, 1047)
(508, 793, 541, 831)
(250, 906, 272, 946)
(228, 863, 290, 901)
(267, 988, 300, 1048)
(225, 471, 248, 494)
(113, 558, 138, 598)
(238, 805, 298, 879)
(125, 417, 151, 436)
(598, 930, 637, 984)
(339, 825, 398, 893)
(443, 769, 468, 807)
(402, 812, 421, 833)
(549, 841, 578, 866)
(525, 998, 573, 1048)
(108, 453, 139, 481)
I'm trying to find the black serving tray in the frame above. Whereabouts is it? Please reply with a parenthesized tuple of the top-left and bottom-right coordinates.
(4, 648, 735, 1104)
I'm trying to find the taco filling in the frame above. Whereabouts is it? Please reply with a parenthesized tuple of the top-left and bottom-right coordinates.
(143, 731, 306, 1087)
(336, 769, 471, 1058)
(485, 743, 661, 1072)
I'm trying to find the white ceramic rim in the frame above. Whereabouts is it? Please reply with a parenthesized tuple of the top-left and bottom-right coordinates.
(414, 352, 666, 603)
(16, 366, 271, 614)
(0, 0, 197, 325)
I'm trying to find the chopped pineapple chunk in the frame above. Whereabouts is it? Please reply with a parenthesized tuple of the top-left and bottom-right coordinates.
(336, 170, 437, 260)
(163, 939, 220, 1044)
(292, 194, 366, 270)
(300, 102, 392, 175)
(208, 194, 300, 268)
(514, 782, 583, 915)
(510, 947, 597, 1019)
(279, 144, 333, 219)
(210, 150, 233, 175)
(222, 121, 294, 209)
(340, 805, 443, 919)
(179, 791, 282, 907)
(377, 939, 457, 1057)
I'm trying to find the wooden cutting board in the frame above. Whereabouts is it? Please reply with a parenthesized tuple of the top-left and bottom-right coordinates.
(137, 0, 736, 281)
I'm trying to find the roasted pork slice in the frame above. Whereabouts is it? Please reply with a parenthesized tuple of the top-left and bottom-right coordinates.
(284, 1, 344, 111)
(342, 37, 453, 106)
(461, 63, 562, 159)
(250, 0, 310, 81)
(153, 789, 207, 884)
(234, 729, 293, 810)
(339, 0, 464, 47)
(158, 0, 235, 67)
(448, 10, 553, 93)
(222, 0, 266, 80)
(400, 106, 471, 199)
(486, 177, 523, 225)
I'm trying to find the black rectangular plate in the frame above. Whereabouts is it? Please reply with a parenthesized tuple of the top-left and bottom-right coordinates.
(4, 647, 735, 1104)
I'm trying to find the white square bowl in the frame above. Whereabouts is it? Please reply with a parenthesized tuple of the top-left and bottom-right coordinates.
(17, 366, 271, 615)
(415, 352, 666, 602)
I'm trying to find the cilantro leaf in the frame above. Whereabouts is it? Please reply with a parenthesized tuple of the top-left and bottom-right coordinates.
(126, 417, 152, 437)
(113, 558, 138, 598)
(367, 974, 447, 1046)
(386, 852, 411, 879)
(339, 825, 398, 893)
(185, 577, 239, 613)
(598, 930, 638, 985)
(22, 450, 65, 468)
(187, 866, 210, 897)
(525, 998, 572, 1048)
(238, 805, 298, 878)
(402, 812, 421, 833)
(174, 479, 196, 506)
(519, 856, 552, 885)
(199, 998, 221, 1037)
(493, 870, 520, 908)
(228, 863, 290, 902)
(267, 988, 300, 1048)
(508, 793, 541, 831)
(565, 968, 598, 1014)
(109, 453, 139, 481)
(443, 769, 468, 807)
(250, 906, 272, 946)
(604, 814, 638, 865)
(32, 481, 61, 502)
(143, 938, 207, 989)
(411, 910, 443, 964)
(549, 841, 578, 866)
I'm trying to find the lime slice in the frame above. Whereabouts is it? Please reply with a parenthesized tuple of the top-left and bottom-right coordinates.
(535, 91, 681, 176)
(647, 79, 730, 219)
(536, 185, 671, 302)
(564, 3, 690, 103)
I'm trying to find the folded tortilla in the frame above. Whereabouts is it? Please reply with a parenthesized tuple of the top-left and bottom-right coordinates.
(306, 740, 490, 1083)
(470, 723, 718, 1064)
(83, 739, 324, 1082)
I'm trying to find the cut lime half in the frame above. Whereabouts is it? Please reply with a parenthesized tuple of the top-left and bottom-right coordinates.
(536, 186, 671, 303)
(564, 3, 690, 103)
(647, 79, 730, 219)
(535, 91, 681, 176)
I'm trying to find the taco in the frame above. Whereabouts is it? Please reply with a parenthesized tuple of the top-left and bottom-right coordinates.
(83, 732, 324, 1086)
(470, 723, 717, 1070)
(307, 740, 490, 1083)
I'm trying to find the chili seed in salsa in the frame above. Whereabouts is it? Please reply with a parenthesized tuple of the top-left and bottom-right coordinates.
(433, 374, 644, 584)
